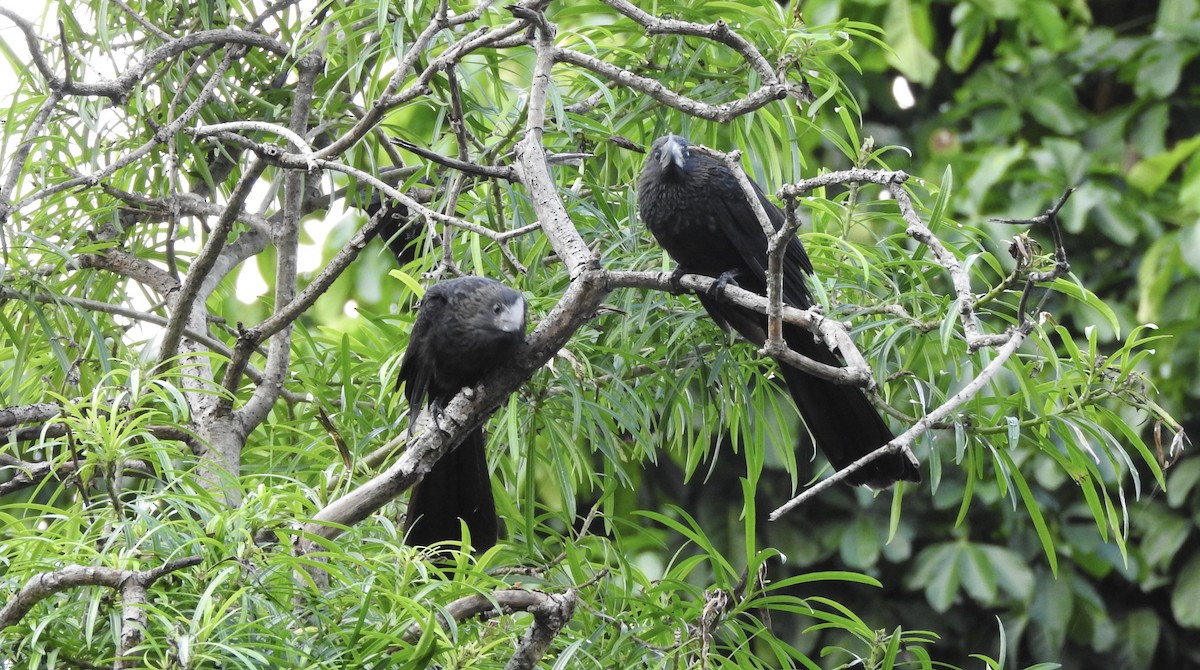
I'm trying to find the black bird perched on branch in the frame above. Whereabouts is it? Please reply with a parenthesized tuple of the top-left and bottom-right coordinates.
(637, 134, 919, 488)
(361, 191, 428, 266)
(397, 276, 527, 550)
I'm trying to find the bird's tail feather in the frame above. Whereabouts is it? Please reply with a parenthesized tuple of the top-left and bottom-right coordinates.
(404, 429, 500, 551)
(779, 324, 920, 488)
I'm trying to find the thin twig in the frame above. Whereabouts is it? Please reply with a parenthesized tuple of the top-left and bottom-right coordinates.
(390, 137, 517, 181)
(770, 322, 1033, 518)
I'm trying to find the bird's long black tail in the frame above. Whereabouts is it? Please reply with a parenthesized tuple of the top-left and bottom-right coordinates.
(404, 429, 499, 551)
(778, 323, 920, 488)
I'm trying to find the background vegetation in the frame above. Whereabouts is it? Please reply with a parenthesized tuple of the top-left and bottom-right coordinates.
(1, 0, 1197, 668)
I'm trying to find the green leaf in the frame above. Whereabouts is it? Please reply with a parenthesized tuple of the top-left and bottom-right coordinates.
(1027, 89, 1087, 134)
(959, 543, 998, 605)
(981, 545, 1035, 601)
(1135, 41, 1191, 99)
(1117, 609, 1162, 670)
(839, 515, 882, 569)
(1026, 2, 1069, 50)
(1172, 555, 1200, 627)
(909, 543, 962, 613)
(1141, 510, 1191, 570)
(1029, 575, 1073, 658)
(883, 0, 940, 85)
(388, 269, 426, 298)
(947, 5, 987, 73)
(1047, 277, 1121, 337)
(1167, 457, 1200, 507)
(1128, 135, 1200, 194)
(995, 449, 1059, 575)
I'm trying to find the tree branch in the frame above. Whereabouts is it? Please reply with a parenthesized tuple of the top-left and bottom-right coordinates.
(399, 588, 570, 644)
(604, 270, 874, 386)
(0, 556, 202, 633)
(232, 55, 322, 429)
(513, 5, 596, 277)
(598, 0, 779, 84)
(390, 137, 518, 181)
(0, 454, 158, 498)
(503, 589, 577, 670)
(553, 47, 788, 123)
(155, 159, 267, 369)
(770, 322, 1032, 518)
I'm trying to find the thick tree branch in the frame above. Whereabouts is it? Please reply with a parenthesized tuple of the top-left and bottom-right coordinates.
(599, 0, 779, 84)
(232, 55, 322, 428)
(400, 588, 571, 644)
(504, 589, 577, 670)
(77, 250, 180, 295)
(513, 6, 596, 277)
(0, 556, 202, 633)
(155, 159, 268, 369)
(0, 453, 157, 497)
(0, 402, 62, 428)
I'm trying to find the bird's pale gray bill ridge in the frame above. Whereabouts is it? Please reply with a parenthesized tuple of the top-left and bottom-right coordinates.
(657, 133, 690, 172)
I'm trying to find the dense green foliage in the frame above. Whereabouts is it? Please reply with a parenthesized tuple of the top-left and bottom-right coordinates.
(0, 0, 1195, 668)
(806, 1, 1200, 667)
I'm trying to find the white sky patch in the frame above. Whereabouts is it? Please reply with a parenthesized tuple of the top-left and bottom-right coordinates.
(0, 2, 49, 151)
(236, 263, 270, 303)
(892, 75, 916, 110)
(299, 192, 341, 273)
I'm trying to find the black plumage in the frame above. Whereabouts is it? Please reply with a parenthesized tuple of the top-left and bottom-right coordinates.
(397, 276, 527, 550)
(637, 134, 919, 488)
(364, 192, 424, 265)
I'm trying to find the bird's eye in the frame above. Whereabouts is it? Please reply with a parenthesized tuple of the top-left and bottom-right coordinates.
(492, 303, 503, 315)
(650, 149, 660, 160)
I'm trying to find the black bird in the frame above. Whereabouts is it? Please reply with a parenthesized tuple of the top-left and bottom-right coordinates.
(397, 276, 527, 550)
(637, 134, 919, 488)
(362, 192, 425, 266)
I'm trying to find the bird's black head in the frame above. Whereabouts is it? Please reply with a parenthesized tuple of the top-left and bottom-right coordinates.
(437, 277, 525, 337)
(646, 134, 694, 179)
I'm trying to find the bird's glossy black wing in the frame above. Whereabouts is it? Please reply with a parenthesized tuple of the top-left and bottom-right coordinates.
(708, 163, 815, 309)
(396, 289, 447, 413)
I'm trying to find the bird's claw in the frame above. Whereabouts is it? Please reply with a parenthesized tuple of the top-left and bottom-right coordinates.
(668, 267, 686, 294)
(707, 269, 740, 300)
(429, 400, 447, 433)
